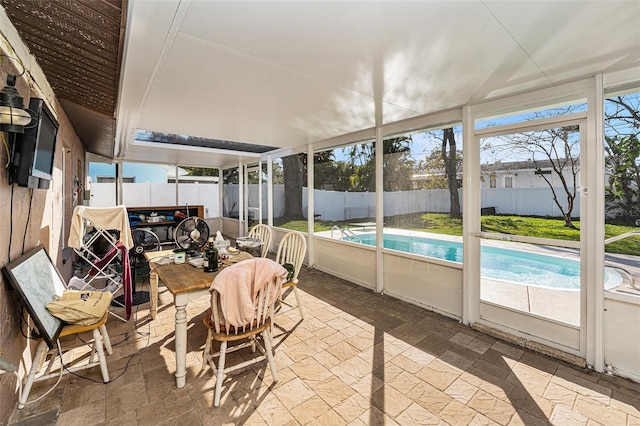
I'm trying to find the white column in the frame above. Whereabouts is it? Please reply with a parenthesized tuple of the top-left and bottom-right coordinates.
(115, 162, 123, 205)
(584, 74, 605, 371)
(217, 167, 223, 218)
(267, 155, 273, 227)
(238, 161, 244, 236)
(375, 127, 384, 293)
(258, 160, 263, 224)
(462, 106, 480, 325)
(307, 144, 315, 267)
(174, 164, 179, 205)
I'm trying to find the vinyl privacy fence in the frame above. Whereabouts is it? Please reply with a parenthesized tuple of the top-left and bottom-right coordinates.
(90, 183, 580, 220)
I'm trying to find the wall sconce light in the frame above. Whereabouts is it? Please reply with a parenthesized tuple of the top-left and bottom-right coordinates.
(0, 74, 32, 133)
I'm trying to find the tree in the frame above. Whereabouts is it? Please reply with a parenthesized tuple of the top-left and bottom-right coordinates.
(181, 166, 219, 177)
(345, 137, 413, 192)
(272, 160, 284, 184)
(281, 154, 305, 219)
(415, 129, 462, 218)
(222, 167, 238, 184)
(479, 104, 583, 228)
(347, 142, 376, 191)
(604, 93, 640, 220)
(381, 137, 414, 191)
(279, 151, 336, 220)
(606, 95, 640, 139)
(314, 152, 359, 192)
(491, 125, 580, 228)
(442, 128, 461, 219)
(605, 135, 640, 218)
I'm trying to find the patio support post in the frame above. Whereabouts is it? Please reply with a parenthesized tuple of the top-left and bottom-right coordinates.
(267, 155, 273, 227)
(258, 160, 263, 224)
(239, 161, 244, 236)
(115, 162, 123, 205)
(307, 144, 315, 267)
(375, 127, 384, 294)
(217, 167, 223, 218)
(584, 74, 605, 371)
(174, 164, 179, 205)
(462, 105, 480, 325)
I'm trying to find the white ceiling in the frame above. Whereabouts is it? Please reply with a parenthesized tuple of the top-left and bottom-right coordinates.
(115, 0, 640, 168)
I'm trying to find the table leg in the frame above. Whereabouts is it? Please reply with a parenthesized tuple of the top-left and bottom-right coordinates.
(174, 293, 188, 388)
(150, 269, 158, 319)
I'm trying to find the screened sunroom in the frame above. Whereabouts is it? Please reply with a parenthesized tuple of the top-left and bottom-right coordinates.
(1, 1, 639, 423)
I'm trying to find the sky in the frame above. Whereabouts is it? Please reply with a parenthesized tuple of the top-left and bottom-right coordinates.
(329, 93, 638, 167)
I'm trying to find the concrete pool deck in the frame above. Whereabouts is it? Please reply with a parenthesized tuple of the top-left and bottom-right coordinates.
(480, 278, 581, 326)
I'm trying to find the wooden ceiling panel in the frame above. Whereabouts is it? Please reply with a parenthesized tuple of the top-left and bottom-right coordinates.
(60, 100, 115, 158)
(2, 0, 125, 158)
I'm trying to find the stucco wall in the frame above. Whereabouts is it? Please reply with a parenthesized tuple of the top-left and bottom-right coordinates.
(0, 29, 84, 423)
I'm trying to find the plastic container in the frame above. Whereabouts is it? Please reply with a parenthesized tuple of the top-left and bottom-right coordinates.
(128, 214, 141, 226)
(215, 239, 230, 251)
(236, 237, 262, 257)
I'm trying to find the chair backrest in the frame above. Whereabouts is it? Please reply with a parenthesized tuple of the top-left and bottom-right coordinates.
(210, 275, 282, 335)
(275, 231, 307, 283)
(248, 224, 272, 257)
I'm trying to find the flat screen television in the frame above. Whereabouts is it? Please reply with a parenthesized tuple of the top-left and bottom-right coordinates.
(11, 98, 59, 189)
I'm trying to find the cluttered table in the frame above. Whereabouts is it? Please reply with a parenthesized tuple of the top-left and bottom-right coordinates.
(144, 247, 253, 388)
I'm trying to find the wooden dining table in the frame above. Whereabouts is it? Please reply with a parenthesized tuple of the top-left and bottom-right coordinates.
(145, 250, 220, 388)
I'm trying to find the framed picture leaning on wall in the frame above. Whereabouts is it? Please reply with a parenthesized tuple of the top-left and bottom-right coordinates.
(2, 246, 66, 348)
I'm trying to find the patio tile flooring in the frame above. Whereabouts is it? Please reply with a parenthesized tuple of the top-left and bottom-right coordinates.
(8, 267, 640, 425)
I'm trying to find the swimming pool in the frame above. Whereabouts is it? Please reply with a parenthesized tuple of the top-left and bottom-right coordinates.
(346, 233, 622, 290)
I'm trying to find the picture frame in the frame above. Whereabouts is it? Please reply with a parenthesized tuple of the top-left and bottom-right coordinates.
(2, 245, 66, 348)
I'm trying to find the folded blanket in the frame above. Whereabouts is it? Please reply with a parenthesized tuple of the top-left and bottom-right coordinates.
(210, 258, 287, 327)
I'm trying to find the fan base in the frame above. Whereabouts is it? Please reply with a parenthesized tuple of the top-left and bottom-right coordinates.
(113, 291, 151, 307)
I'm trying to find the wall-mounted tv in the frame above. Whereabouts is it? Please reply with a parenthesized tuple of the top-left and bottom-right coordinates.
(11, 98, 59, 189)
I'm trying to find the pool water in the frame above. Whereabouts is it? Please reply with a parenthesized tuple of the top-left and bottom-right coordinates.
(348, 233, 622, 290)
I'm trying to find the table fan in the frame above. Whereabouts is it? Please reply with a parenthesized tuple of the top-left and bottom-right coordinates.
(174, 217, 210, 251)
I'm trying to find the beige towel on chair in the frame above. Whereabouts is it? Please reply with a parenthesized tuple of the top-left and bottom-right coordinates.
(210, 258, 287, 327)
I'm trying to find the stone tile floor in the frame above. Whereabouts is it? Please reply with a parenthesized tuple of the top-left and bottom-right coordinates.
(8, 267, 640, 425)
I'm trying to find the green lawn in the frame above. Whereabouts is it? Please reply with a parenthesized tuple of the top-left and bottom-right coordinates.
(274, 213, 640, 256)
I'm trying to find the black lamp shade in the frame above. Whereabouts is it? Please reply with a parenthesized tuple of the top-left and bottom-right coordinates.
(0, 74, 32, 133)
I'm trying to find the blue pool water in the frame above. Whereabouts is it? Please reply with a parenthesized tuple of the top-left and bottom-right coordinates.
(347, 233, 621, 290)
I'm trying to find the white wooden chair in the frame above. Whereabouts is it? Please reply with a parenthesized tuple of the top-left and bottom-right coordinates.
(2, 245, 113, 409)
(202, 273, 281, 407)
(275, 231, 307, 320)
(247, 224, 272, 257)
(19, 312, 112, 409)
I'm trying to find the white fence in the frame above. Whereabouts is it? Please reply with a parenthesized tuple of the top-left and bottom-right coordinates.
(312, 187, 580, 221)
(89, 182, 219, 218)
(232, 185, 581, 220)
(481, 187, 581, 218)
(91, 183, 580, 221)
